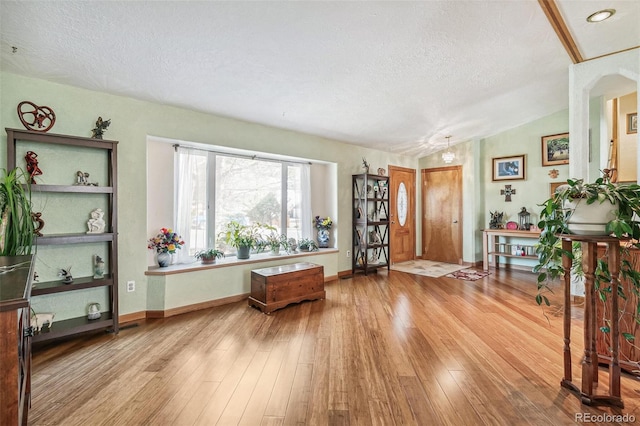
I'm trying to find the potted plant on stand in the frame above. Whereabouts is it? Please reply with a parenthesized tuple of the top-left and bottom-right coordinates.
(195, 248, 224, 264)
(535, 175, 640, 292)
(218, 221, 263, 259)
(0, 168, 35, 256)
(534, 173, 640, 351)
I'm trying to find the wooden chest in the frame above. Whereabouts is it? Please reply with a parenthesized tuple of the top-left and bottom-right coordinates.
(249, 262, 325, 314)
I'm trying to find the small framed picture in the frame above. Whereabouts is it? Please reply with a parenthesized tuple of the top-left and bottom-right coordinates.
(550, 181, 567, 197)
(492, 155, 525, 181)
(628, 113, 637, 134)
(541, 133, 569, 166)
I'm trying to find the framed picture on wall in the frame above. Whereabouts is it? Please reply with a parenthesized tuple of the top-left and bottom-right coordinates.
(550, 181, 567, 197)
(492, 155, 525, 181)
(541, 133, 569, 166)
(628, 113, 637, 134)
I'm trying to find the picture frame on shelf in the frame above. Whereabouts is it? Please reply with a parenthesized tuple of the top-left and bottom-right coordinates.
(628, 113, 637, 134)
(541, 132, 569, 166)
(492, 155, 525, 181)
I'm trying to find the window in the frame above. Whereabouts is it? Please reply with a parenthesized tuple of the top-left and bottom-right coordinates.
(175, 146, 311, 257)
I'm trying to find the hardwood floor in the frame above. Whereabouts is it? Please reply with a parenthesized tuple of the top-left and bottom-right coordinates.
(29, 268, 640, 425)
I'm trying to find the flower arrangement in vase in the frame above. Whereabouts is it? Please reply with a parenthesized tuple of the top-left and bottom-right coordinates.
(147, 227, 185, 267)
(314, 216, 332, 248)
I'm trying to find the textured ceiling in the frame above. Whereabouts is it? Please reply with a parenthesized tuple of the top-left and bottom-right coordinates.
(1, 1, 638, 157)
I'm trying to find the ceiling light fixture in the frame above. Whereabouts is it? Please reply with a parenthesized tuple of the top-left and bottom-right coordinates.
(442, 136, 455, 164)
(586, 9, 615, 23)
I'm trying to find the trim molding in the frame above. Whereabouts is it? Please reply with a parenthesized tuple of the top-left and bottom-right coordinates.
(147, 293, 251, 319)
(119, 311, 146, 324)
(538, 0, 583, 64)
(121, 277, 336, 320)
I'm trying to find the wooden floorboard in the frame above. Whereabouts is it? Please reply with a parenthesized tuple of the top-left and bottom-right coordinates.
(28, 268, 640, 425)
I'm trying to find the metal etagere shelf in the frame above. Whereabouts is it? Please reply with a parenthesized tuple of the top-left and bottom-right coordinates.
(352, 173, 390, 275)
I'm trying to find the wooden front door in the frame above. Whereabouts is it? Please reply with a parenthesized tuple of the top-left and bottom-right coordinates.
(389, 166, 416, 264)
(422, 166, 462, 264)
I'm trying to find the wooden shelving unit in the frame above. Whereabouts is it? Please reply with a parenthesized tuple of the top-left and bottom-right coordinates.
(6, 128, 119, 343)
(352, 173, 390, 275)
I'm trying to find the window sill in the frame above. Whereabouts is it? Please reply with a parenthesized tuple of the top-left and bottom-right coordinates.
(145, 248, 339, 276)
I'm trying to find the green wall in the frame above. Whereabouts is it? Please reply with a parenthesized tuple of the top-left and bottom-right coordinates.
(420, 109, 571, 266)
(0, 71, 416, 318)
(419, 101, 607, 268)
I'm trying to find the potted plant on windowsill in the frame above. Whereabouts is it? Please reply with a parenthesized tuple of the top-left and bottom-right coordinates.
(194, 248, 224, 264)
(0, 168, 35, 256)
(217, 221, 264, 259)
(259, 227, 290, 256)
(298, 238, 319, 252)
(534, 173, 640, 308)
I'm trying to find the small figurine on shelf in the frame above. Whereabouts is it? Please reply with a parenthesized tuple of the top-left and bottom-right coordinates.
(93, 255, 105, 279)
(91, 116, 111, 139)
(59, 267, 73, 284)
(87, 208, 106, 233)
(87, 303, 101, 320)
(362, 157, 370, 174)
(74, 171, 98, 186)
(31, 212, 45, 236)
(489, 211, 504, 229)
(288, 238, 298, 254)
(25, 150, 43, 184)
(30, 309, 55, 332)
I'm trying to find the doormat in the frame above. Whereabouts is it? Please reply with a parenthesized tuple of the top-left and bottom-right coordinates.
(390, 260, 467, 277)
(445, 268, 491, 281)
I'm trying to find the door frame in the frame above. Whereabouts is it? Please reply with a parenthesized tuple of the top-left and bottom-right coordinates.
(389, 165, 416, 264)
(421, 165, 463, 264)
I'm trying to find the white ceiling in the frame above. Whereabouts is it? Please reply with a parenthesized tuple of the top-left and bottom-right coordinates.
(1, 1, 638, 157)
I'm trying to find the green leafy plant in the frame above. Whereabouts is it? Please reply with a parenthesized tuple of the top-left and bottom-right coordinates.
(217, 221, 264, 250)
(534, 175, 640, 326)
(0, 168, 35, 256)
(298, 238, 319, 252)
(194, 248, 224, 263)
(259, 226, 290, 253)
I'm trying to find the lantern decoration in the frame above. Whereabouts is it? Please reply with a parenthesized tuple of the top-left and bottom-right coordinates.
(518, 207, 531, 230)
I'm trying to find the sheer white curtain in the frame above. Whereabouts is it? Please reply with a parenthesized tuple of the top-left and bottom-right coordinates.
(175, 147, 207, 264)
(300, 163, 312, 239)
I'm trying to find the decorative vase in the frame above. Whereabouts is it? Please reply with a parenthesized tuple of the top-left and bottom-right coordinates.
(317, 228, 330, 248)
(237, 244, 251, 259)
(157, 251, 171, 267)
(565, 198, 617, 236)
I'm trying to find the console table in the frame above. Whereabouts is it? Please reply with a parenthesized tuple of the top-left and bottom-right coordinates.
(482, 229, 541, 270)
(561, 235, 623, 407)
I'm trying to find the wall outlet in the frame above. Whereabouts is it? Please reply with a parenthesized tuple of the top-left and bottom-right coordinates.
(127, 280, 135, 292)
(346, 250, 351, 258)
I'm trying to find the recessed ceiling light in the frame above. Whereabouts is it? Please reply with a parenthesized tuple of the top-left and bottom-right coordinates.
(586, 9, 615, 23)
